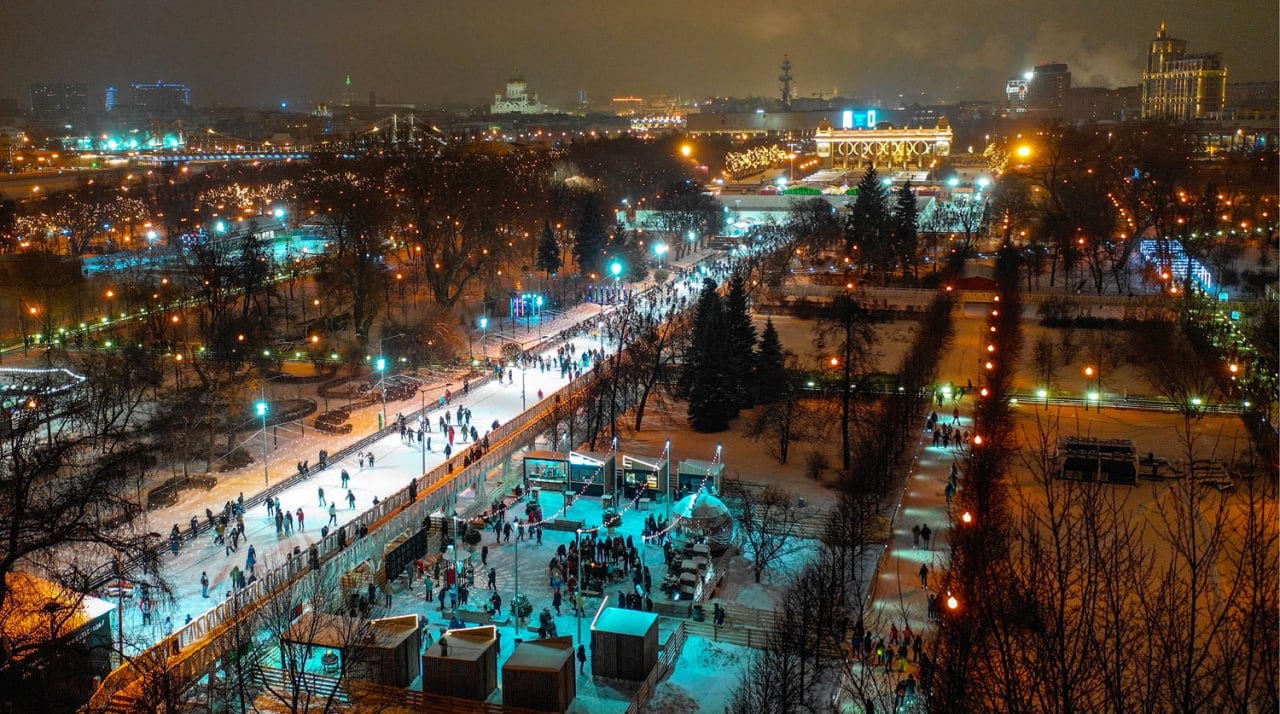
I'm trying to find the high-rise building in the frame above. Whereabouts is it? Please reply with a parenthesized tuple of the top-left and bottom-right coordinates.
(1026, 63, 1071, 114)
(132, 82, 191, 112)
(29, 82, 89, 128)
(104, 86, 117, 112)
(1141, 23, 1227, 121)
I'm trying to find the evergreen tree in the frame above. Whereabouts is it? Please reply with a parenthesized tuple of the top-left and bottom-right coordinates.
(723, 272, 757, 408)
(535, 221, 562, 276)
(573, 191, 610, 276)
(754, 318, 787, 405)
(610, 225, 649, 282)
(848, 167, 892, 282)
(683, 279, 736, 432)
(892, 181, 919, 280)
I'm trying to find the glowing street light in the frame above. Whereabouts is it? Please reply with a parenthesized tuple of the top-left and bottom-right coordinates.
(961, 511, 973, 525)
(255, 400, 269, 484)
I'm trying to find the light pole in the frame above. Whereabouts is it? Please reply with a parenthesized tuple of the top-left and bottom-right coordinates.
(520, 368, 527, 410)
(787, 152, 796, 182)
(610, 260, 622, 305)
(575, 528, 584, 643)
(479, 316, 488, 360)
(420, 387, 427, 474)
(255, 398, 269, 484)
(512, 527, 520, 638)
(1084, 365, 1100, 411)
(664, 438, 672, 520)
(376, 332, 406, 427)
(654, 242, 668, 270)
(376, 357, 388, 426)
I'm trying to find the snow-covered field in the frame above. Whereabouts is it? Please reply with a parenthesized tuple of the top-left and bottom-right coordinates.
(645, 636, 753, 714)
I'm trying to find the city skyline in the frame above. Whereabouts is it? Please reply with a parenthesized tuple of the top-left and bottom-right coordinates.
(1, 0, 1275, 109)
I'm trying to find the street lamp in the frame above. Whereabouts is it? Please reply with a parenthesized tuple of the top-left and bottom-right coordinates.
(376, 357, 388, 426)
(1084, 365, 1100, 411)
(255, 400, 269, 484)
(576, 528, 584, 644)
(654, 242, 668, 269)
(787, 153, 796, 182)
(478, 316, 488, 360)
(375, 332, 405, 427)
(610, 259, 623, 298)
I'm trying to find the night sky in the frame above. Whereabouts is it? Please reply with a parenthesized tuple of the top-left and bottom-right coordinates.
(1, 0, 1275, 108)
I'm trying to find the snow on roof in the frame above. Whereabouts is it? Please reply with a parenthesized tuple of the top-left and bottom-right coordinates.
(503, 636, 574, 672)
(591, 607, 658, 637)
(428, 625, 496, 662)
(0, 572, 113, 653)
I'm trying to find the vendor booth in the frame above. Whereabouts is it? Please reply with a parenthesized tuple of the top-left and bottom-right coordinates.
(423, 625, 499, 701)
(591, 607, 659, 681)
(502, 636, 577, 712)
(281, 612, 421, 687)
(620, 453, 668, 501)
(676, 458, 723, 495)
(523, 450, 615, 498)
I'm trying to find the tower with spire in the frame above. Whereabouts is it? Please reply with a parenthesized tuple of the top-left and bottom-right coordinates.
(779, 55, 793, 109)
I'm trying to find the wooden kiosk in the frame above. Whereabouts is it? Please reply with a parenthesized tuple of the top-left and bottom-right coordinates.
(281, 613, 421, 687)
(590, 607, 659, 681)
(620, 453, 668, 502)
(502, 636, 577, 712)
(523, 450, 615, 498)
(423, 625, 499, 701)
(676, 458, 724, 495)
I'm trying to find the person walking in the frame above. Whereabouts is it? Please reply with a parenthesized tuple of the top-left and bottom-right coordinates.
(481, 545, 489, 566)
(911, 524, 921, 548)
(919, 563, 930, 589)
(328, 503, 338, 526)
(368, 453, 375, 468)
(487, 567, 497, 591)
(341, 469, 350, 488)
(200, 571, 209, 598)
(246, 545, 257, 572)
(944, 482, 956, 504)
(921, 524, 932, 550)
(318, 487, 326, 506)
(577, 644, 588, 674)
(296, 507, 305, 531)
(347, 490, 357, 509)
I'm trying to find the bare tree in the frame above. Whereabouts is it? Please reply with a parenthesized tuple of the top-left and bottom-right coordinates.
(731, 480, 804, 584)
(0, 349, 168, 708)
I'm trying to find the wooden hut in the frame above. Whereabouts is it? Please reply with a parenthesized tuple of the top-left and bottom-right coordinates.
(676, 458, 723, 494)
(590, 607, 659, 681)
(423, 625, 498, 701)
(280, 612, 421, 687)
(502, 636, 576, 712)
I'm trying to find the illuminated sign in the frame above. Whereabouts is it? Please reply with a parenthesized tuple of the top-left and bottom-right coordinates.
(840, 109, 879, 129)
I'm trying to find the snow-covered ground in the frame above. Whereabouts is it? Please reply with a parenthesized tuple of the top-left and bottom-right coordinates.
(645, 636, 753, 713)
(110, 255, 730, 652)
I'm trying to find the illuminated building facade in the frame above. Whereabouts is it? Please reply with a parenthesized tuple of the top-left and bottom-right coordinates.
(491, 77, 551, 114)
(1141, 23, 1227, 120)
(814, 116, 952, 170)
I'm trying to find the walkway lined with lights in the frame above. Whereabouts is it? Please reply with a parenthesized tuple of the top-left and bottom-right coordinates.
(861, 406, 970, 699)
